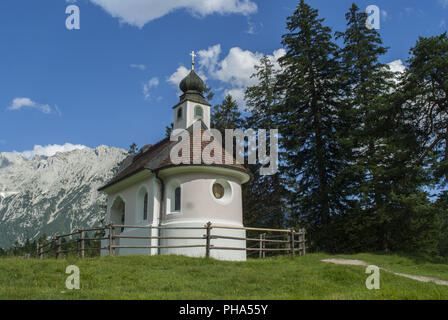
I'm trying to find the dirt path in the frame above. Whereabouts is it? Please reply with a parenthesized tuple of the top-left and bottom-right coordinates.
(321, 258, 448, 286)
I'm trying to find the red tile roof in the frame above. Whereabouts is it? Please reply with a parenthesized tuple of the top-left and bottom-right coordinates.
(99, 122, 248, 191)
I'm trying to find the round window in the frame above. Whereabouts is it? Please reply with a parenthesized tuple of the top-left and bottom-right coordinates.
(212, 183, 225, 199)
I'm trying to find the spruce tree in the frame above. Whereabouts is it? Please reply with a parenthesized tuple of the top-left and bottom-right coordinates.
(276, 0, 346, 252)
(403, 33, 448, 189)
(334, 3, 396, 251)
(334, 4, 439, 255)
(211, 94, 243, 134)
(128, 143, 139, 155)
(244, 55, 289, 229)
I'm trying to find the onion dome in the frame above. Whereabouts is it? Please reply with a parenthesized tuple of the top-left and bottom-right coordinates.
(179, 70, 206, 93)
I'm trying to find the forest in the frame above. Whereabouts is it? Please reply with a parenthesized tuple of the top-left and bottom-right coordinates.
(211, 1, 448, 259)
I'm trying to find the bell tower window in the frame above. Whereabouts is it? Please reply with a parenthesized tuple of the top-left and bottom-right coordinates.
(194, 105, 203, 120)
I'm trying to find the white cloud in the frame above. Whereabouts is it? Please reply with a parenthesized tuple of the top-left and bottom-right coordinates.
(388, 59, 406, 74)
(142, 77, 160, 100)
(198, 44, 222, 74)
(167, 66, 190, 87)
(12, 143, 87, 159)
(213, 47, 262, 87)
(167, 65, 207, 87)
(204, 46, 285, 106)
(225, 88, 246, 105)
(148, 77, 159, 87)
(167, 46, 285, 107)
(130, 64, 146, 70)
(89, 0, 257, 28)
(7, 97, 54, 114)
(208, 47, 285, 87)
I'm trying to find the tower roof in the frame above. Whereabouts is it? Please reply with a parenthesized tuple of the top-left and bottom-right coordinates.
(179, 70, 206, 94)
(175, 69, 210, 107)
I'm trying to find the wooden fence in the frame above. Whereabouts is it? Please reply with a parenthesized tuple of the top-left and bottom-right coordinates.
(36, 223, 306, 259)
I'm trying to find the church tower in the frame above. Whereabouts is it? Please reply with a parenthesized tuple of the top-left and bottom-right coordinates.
(173, 51, 211, 130)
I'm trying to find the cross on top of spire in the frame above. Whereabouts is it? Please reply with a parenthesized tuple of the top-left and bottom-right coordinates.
(190, 51, 196, 71)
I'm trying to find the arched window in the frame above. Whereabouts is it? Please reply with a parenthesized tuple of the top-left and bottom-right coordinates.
(167, 181, 182, 214)
(177, 107, 183, 120)
(137, 187, 149, 222)
(174, 187, 181, 211)
(194, 105, 203, 120)
(143, 193, 148, 220)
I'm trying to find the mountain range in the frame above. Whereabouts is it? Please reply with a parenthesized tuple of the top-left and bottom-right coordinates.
(0, 146, 128, 249)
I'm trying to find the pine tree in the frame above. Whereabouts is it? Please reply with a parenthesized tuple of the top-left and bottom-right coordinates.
(128, 143, 139, 155)
(276, 0, 346, 252)
(403, 32, 448, 189)
(333, 4, 439, 255)
(165, 123, 174, 138)
(334, 3, 397, 251)
(244, 55, 289, 229)
(436, 191, 448, 256)
(211, 94, 243, 135)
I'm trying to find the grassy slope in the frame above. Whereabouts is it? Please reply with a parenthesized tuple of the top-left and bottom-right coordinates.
(334, 253, 448, 281)
(0, 253, 447, 300)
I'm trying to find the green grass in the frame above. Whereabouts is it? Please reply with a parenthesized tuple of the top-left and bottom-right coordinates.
(333, 253, 448, 281)
(0, 253, 447, 299)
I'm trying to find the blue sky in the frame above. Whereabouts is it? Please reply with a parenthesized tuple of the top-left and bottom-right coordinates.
(0, 0, 447, 156)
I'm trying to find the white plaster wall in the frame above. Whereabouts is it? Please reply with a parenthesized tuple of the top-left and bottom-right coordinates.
(163, 173, 243, 223)
(160, 219, 246, 261)
(102, 176, 159, 256)
(160, 172, 246, 261)
(174, 100, 211, 130)
(173, 103, 187, 130)
(186, 101, 210, 129)
(101, 170, 247, 261)
(106, 176, 156, 226)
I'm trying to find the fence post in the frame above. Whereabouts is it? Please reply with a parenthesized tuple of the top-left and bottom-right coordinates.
(205, 221, 211, 258)
(80, 230, 85, 259)
(53, 237, 56, 258)
(259, 234, 263, 259)
(36, 243, 40, 259)
(302, 229, 306, 256)
(56, 237, 61, 259)
(261, 233, 266, 259)
(109, 224, 115, 256)
(40, 244, 44, 260)
(75, 229, 79, 257)
(290, 229, 295, 259)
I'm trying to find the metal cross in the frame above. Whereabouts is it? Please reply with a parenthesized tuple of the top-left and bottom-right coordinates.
(190, 51, 196, 70)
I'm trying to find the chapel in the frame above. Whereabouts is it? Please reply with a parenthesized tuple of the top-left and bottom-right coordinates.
(98, 54, 250, 261)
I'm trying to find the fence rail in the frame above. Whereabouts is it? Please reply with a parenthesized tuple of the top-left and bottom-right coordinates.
(36, 223, 306, 260)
